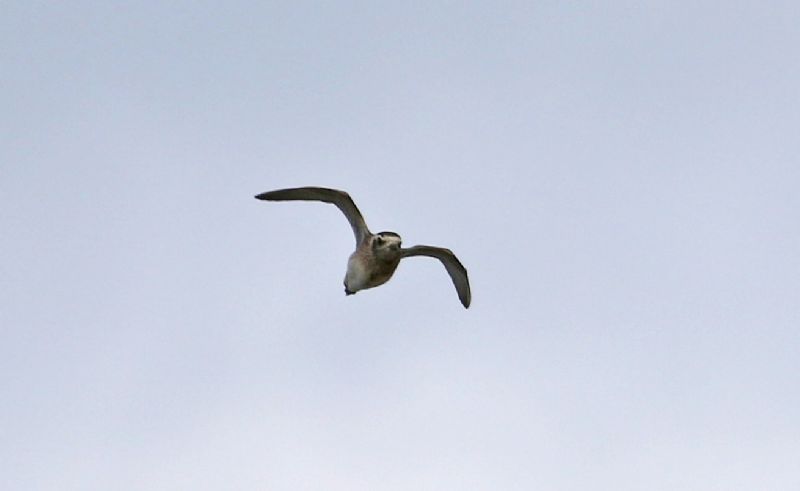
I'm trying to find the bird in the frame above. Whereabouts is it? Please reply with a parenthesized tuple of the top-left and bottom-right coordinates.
(255, 187, 471, 308)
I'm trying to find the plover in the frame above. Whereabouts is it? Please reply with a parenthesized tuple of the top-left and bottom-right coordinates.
(255, 187, 471, 308)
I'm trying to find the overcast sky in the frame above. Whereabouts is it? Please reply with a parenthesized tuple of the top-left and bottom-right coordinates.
(2, 2, 799, 490)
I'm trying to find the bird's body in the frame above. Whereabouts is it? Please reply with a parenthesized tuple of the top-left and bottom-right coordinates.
(255, 187, 471, 308)
(344, 233, 402, 294)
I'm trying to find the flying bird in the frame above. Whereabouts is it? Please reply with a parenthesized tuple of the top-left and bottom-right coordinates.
(255, 187, 471, 308)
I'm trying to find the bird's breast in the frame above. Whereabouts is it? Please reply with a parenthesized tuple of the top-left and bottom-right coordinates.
(345, 251, 400, 291)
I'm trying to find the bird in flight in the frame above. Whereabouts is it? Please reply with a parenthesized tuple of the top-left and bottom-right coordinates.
(255, 187, 471, 308)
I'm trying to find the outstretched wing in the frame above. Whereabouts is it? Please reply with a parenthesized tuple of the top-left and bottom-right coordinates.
(255, 187, 371, 245)
(400, 245, 471, 308)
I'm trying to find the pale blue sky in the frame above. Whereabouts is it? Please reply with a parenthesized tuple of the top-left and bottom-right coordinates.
(2, 2, 799, 490)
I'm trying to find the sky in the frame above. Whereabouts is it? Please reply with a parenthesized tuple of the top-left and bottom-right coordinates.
(2, 2, 799, 490)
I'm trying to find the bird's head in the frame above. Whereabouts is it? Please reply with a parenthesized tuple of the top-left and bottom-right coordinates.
(372, 232, 402, 253)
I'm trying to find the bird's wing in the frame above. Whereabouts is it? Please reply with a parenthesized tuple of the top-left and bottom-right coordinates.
(255, 187, 371, 245)
(400, 245, 471, 308)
